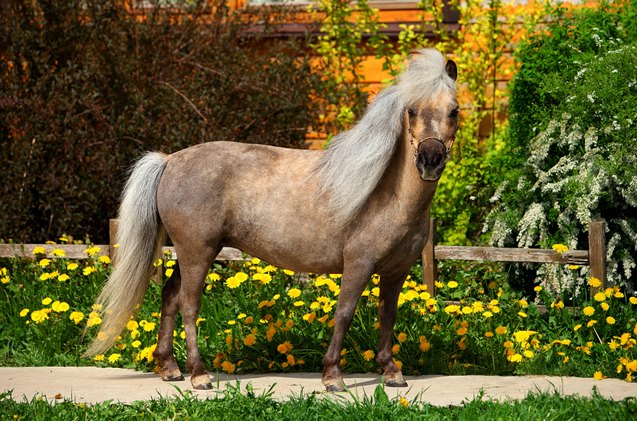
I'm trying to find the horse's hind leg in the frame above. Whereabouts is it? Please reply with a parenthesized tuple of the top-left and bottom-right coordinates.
(153, 264, 184, 382)
(176, 244, 220, 390)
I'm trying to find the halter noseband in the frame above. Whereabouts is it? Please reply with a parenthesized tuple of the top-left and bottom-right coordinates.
(411, 136, 452, 162)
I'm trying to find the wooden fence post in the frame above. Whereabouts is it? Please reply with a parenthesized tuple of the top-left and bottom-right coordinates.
(588, 220, 607, 294)
(422, 217, 437, 296)
(109, 219, 119, 264)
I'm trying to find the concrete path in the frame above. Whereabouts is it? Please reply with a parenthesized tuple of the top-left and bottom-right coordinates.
(2, 367, 636, 406)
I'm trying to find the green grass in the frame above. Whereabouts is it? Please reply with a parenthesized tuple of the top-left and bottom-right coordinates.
(2, 385, 636, 421)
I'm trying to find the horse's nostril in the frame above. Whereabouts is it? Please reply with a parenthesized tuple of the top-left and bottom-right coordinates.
(433, 153, 442, 167)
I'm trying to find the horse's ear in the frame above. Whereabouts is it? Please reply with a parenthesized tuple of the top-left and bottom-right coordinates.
(445, 60, 457, 81)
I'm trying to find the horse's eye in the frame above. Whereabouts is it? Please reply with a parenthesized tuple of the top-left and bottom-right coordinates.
(449, 107, 459, 119)
(407, 108, 416, 118)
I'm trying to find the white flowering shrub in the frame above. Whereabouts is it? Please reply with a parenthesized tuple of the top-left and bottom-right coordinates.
(485, 4, 637, 295)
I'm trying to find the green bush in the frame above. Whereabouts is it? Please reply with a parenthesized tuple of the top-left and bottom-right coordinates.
(0, 0, 321, 243)
(484, 1, 637, 293)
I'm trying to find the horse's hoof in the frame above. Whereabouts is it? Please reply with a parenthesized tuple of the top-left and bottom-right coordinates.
(385, 379, 408, 388)
(192, 382, 213, 390)
(191, 373, 213, 390)
(165, 374, 185, 382)
(325, 383, 346, 393)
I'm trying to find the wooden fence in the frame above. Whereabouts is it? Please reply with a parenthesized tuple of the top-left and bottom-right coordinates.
(0, 218, 607, 296)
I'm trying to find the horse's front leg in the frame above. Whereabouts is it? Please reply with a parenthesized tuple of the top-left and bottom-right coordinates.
(322, 260, 373, 392)
(376, 273, 408, 387)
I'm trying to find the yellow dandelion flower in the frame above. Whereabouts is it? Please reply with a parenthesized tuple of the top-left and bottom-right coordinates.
(221, 360, 236, 374)
(32, 246, 46, 255)
(127, 320, 138, 331)
(277, 341, 293, 354)
(226, 277, 241, 289)
(523, 350, 534, 359)
(85, 246, 101, 256)
(587, 320, 597, 327)
(397, 332, 408, 343)
(83, 267, 97, 276)
(447, 281, 458, 289)
(87, 316, 102, 327)
(303, 312, 316, 323)
(30, 310, 48, 324)
(508, 353, 523, 362)
(399, 397, 409, 408)
(495, 326, 508, 335)
(49, 248, 65, 257)
(583, 306, 595, 316)
(68, 311, 83, 324)
(94, 354, 105, 362)
(593, 371, 603, 380)
(588, 277, 602, 288)
(362, 349, 375, 361)
(41, 297, 52, 305)
(601, 302, 610, 311)
(283, 269, 294, 276)
(52, 301, 70, 312)
(630, 297, 637, 305)
(244, 334, 256, 346)
(444, 304, 460, 315)
(483, 311, 493, 318)
(594, 292, 606, 302)
(606, 317, 616, 325)
(39, 259, 51, 268)
(485, 331, 494, 338)
(551, 244, 568, 253)
(66, 262, 79, 271)
(287, 288, 302, 299)
(108, 353, 121, 363)
(143, 322, 156, 332)
(132, 340, 141, 348)
(207, 272, 221, 282)
(534, 286, 542, 292)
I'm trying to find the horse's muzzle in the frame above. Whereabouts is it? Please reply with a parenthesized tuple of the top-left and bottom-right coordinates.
(415, 137, 447, 181)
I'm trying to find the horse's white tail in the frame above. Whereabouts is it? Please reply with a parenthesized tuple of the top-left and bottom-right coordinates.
(84, 152, 167, 356)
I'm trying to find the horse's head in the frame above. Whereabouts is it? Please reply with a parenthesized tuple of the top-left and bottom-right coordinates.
(404, 59, 458, 181)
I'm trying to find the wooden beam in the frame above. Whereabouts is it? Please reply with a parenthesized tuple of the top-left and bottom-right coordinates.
(0, 244, 109, 259)
(109, 219, 119, 263)
(588, 220, 607, 294)
(422, 217, 437, 295)
(434, 246, 589, 265)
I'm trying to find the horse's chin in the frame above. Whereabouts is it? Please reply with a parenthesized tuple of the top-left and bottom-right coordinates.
(418, 171, 443, 182)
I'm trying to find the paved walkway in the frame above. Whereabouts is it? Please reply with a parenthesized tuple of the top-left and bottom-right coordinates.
(2, 367, 636, 406)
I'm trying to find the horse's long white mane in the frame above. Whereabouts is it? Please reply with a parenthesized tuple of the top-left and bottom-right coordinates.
(316, 48, 456, 224)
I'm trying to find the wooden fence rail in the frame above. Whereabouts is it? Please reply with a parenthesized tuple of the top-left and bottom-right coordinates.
(0, 218, 607, 296)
